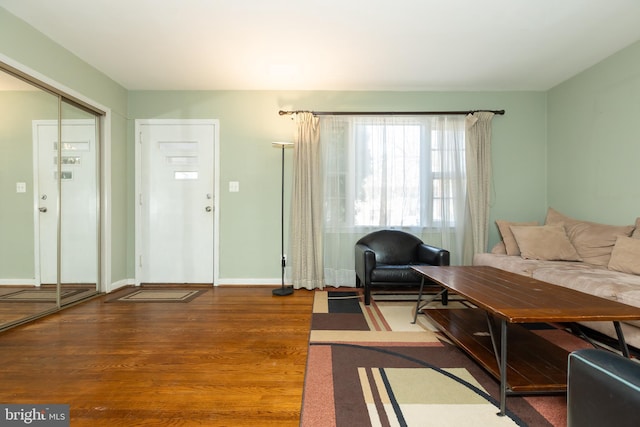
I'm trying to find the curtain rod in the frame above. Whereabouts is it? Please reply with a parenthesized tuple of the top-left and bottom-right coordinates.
(278, 109, 505, 116)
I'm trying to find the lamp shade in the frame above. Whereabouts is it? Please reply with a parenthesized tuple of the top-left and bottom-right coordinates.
(272, 141, 294, 148)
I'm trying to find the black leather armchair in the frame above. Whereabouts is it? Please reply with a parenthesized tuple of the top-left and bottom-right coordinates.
(354, 230, 450, 305)
(568, 349, 640, 427)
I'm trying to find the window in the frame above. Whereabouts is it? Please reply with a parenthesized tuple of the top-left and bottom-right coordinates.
(322, 115, 466, 230)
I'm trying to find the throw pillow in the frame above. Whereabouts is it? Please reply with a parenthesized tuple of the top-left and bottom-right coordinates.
(496, 220, 538, 256)
(632, 217, 640, 239)
(544, 207, 575, 227)
(608, 236, 640, 275)
(510, 224, 582, 261)
(545, 207, 634, 266)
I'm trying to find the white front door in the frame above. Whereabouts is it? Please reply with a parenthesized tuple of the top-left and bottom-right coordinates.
(136, 120, 218, 284)
(33, 119, 98, 284)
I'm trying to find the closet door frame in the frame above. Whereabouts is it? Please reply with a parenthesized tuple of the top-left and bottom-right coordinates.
(1, 56, 112, 306)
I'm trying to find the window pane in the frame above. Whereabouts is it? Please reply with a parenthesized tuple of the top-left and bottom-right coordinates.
(322, 115, 465, 230)
(353, 123, 422, 227)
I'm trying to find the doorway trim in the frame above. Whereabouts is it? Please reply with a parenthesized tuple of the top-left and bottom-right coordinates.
(134, 119, 220, 286)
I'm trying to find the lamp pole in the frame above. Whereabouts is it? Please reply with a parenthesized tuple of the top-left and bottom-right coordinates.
(272, 142, 294, 296)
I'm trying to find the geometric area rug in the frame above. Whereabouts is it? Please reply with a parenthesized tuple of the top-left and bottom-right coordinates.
(300, 290, 592, 427)
(106, 289, 206, 303)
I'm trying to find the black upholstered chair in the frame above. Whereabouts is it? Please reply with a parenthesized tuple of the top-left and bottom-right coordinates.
(568, 349, 640, 427)
(354, 230, 450, 305)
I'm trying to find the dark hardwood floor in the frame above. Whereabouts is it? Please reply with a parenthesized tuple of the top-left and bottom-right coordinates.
(0, 285, 99, 328)
(0, 286, 314, 426)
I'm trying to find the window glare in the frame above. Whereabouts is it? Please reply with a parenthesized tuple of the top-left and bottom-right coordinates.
(354, 124, 422, 227)
(323, 116, 465, 229)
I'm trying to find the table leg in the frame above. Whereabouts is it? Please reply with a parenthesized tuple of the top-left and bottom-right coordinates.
(412, 279, 447, 324)
(570, 321, 632, 359)
(485, 314, 500, 368)
(485, 314, 508, 416)
(412, 277, 425, 324)
(613, 321, 631, 358)
(499, 319, 508, 416)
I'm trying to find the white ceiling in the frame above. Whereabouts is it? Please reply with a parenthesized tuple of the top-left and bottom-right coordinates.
(2, 0, 640, 91)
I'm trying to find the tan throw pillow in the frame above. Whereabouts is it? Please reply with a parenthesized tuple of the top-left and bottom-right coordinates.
(544, 207, 575, 227)
(496, 220, 538, 256)
(608, 236, 640, 275)
(632, 217, 640, 239)
(545, 207, 634, 266)
(510, 224, 582, 261)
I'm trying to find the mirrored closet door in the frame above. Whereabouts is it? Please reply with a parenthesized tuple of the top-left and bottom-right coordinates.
(0, 65, 101, 330)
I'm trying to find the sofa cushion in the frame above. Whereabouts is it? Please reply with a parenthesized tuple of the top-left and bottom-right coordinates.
(608, 236, 640, 276)
(496, 220, 538, 256)
(370, 264, 421, 283)
(473, 252, 577, 278)
(510, 224, 582, 261)
(490, 241, 507, 254)
(531, 264, 626, 300)
(545, 207, 634, 266)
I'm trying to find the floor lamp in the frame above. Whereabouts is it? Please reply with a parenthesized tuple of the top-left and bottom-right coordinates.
(272, 141, 294, 296)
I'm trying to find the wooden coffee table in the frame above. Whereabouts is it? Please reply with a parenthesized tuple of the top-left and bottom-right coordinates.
(411, 265, 640, 416)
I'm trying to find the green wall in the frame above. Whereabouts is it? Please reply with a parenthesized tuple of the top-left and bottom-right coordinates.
(0, 91, 58, 278)
(547, 40, 640, 227)
(129, 91, 547, 277)
(1, 7, 129, 285)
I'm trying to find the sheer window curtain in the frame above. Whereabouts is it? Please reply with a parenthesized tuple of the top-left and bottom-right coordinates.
(464, 112, 495, 264)
(321, 115, 468, 288)
(290, 112, 324, 290)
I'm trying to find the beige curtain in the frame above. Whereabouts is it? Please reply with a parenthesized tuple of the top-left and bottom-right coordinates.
(290, 112, 324, 289)
(464, 112, 495, 264)
(321, 114, 468, 284)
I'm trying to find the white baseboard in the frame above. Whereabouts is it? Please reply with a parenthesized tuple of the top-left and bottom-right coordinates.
(0, 278, 135, 291)
(215, 278, 283, 286)
(0, 279, 36, 286)
(105, 278, 135, 293)
(0, 278, 283, 289)
(106, 278, 282, 289)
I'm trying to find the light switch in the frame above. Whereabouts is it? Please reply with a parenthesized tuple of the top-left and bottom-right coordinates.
(229, 181, 240, 192)
(16, 182, 27, 193)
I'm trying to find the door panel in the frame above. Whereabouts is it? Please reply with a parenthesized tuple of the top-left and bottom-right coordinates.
(138, 121, 215, 283)
(34, 119, 97, 284)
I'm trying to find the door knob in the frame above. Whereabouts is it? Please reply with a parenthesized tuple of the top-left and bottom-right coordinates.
(205, 206, 212, 212)
(39, 207, 47, 213)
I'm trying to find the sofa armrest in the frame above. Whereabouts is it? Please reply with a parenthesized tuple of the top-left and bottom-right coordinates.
(418, 244, 450, 266)
(568, 349, 640, 427)
(355, 243, 376, 283)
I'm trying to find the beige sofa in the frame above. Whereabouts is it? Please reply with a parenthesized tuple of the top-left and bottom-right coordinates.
(473, 208, 640, 350)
